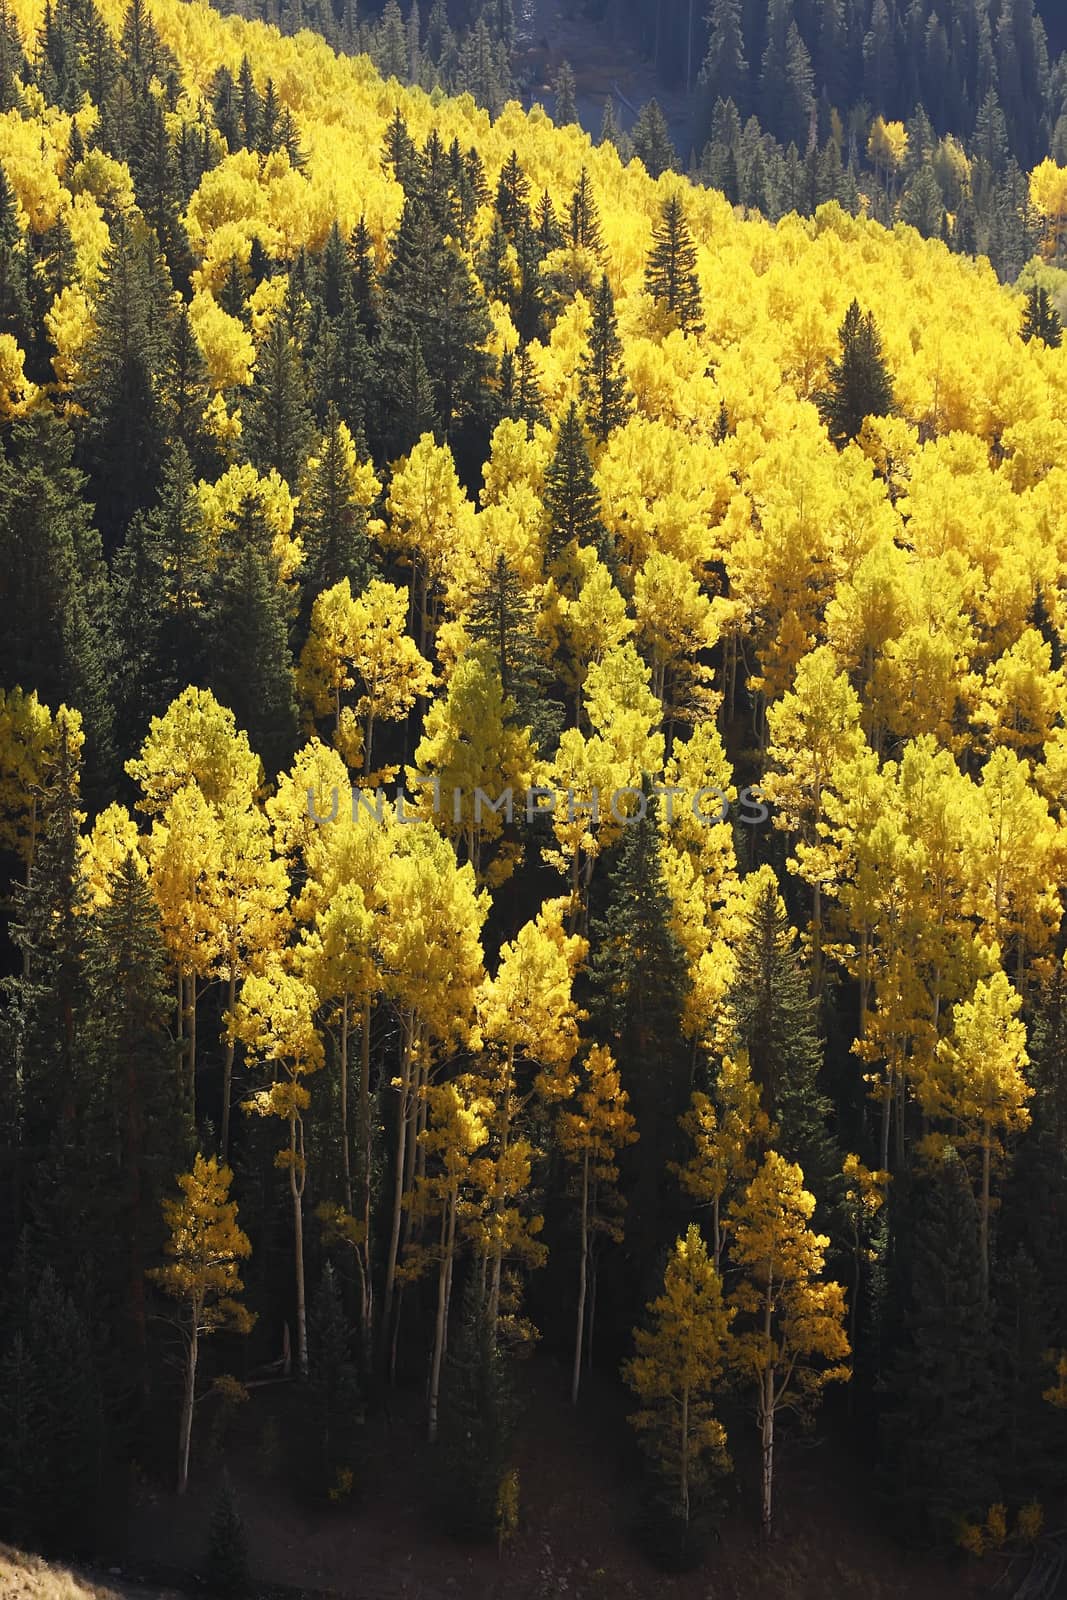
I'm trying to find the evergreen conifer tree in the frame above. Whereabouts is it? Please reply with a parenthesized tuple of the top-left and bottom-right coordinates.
(816, 298, 895, 446)
(1020, 283, 1063, 347)
(878, 1152, 999, 1546)
(579, 272, 632, 443)
(436, 1277, 515, 1541)
(644, 194, 704, 334)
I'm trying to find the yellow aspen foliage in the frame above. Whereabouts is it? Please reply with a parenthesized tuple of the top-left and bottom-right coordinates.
(0, 689, 81, 881)
(266, 736, 351, 868)
(126, 686, 263, 816)
(189, 288, 256, 390)
(233, 959, 324, 1375)
(762, 645, 869, 981)
(672, 1051, 774, 1266)
(403, 1073, 492, 1439)
(557, 1043, 636, 1403)
(539, 546, 633, 705)
(623, 1224, 732, 1529)
(297, 578, 434, 780)
(409, 646, 536, 882)
(474, 897, 586, 1331)
(1029, 160, 1067, 259)
(632, 549, 720, 732)
(0, 333, 36, 417)
(82, 802, 146, 907)
(917, 971, 1030, 1296)
(384, 433, 477, 652)
(149, 1154, 253, 1494)
(196, 462, 300, 583)
(728, 1150, 850, 1536)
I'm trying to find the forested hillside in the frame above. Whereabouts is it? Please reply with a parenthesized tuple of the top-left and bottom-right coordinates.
(1, 0, 1067, 1587)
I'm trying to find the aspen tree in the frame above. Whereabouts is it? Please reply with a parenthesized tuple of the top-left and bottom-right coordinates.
(150, 1155, 253, 1494)
(728, 1152, 850, 1537)
(232, 960, 324, 1376)
(624, 1225, 731, 1531)
(557, 1043, 636, 1403)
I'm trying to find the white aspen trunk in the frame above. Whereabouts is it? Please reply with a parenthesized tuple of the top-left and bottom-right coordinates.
(383, 1013, 415, 1354)
(177, 1314, 199, 1494)
(220, 969, 237, 1160)
(571, 1149, 589, 1406)
(340, 993, 352, 1215)
(291, 1110, 308, 1377)
(428, 1190, 456, 1441)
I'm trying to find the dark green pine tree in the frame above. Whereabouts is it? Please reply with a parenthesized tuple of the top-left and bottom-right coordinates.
(77, 213, 174, 549)
(381, 104, 420, 193)
(567, 167, 603, 254)
(0, 413, 114, 792)
(212, 65, 239, 149)
(535, 188, 564, 254)
(243, 310, 314, 486)
(699, 0, 748, 121)
(160, 303, 217, 474)
(1020, 283, 1063, 348)
(380, 194, 494, 441)
(300, 1263, 363, 1502)
(631, 98, 676, 178)
(299, 414, 375, 615)
(5, 724, 91, 1241)
(0, 0, 27, 112)
(0, 165, 32, 353)
(0, 1267, 103, 1556)
(218, 253, 248, 321)
(465, 554, 561, 751)
(579, 272, 632, 443)
(111, 442, 207, 751)
(552, 58, 577, 124)
(308, 284, 375, 436)
(498, 340, 546, 431)
(543, 401, 611, 573)
(727, 875, 841, 1225)
(510, 216, 547, 342)
(236, 53, 261, 150)
(644, 193, 704, 335)
(494, 148, 530, 235)
(205, 1471, 249, 1597)
(128, 92, 192, 289)
(436, 1276, 515, 1541)
(72, 856, 189, 1411)
(816, 298, 895, 446)
(208, 541, 299, 782)
(477, 211, 513, 303)
(878, 1152, 1000, 1547)
(588, 790, 691, 1293)
(347, 214, 380, 338)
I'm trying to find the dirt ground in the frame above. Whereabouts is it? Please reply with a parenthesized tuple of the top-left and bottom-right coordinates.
(110, 1355, 1017, 1600)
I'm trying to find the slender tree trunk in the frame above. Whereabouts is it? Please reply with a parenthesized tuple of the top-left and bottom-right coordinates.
(980, 1136, 991, 1303)
(681, 1381, 690, 1527)
(571, 1150, 589, 1406)
(712, 1192, 721, 1269)
(761, 1280, 775, 1538)
(185, 971, 197, 1113)
(383, 1012, 415, 1356)
(359, 996, 373, 1348)
(221, 970, 237, 1160)
(340, 992, 352, 1215)
(488, 1046, 514, 1334)
(428, 1190, 456, 1441)
(290, 1110, 309, 1378)
(880, 1065, 893, 1171)
(177, 1316, 199, 1494)
(761, 1372, 774, 1537)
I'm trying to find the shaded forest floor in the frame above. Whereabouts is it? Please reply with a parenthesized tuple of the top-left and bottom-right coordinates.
(106, 1355, 1014, 1599)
